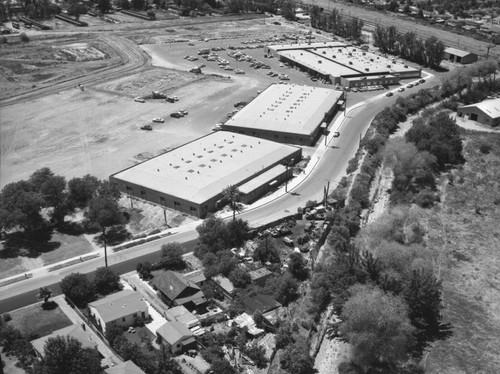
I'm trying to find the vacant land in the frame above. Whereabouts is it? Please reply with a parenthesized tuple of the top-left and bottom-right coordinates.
(8, 302, 72, 338)
(423, 132, 500, 373)
(0, 35, 121, 99)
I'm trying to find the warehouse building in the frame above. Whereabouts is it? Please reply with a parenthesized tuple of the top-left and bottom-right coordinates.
(457, 98, 500, 127)
(443, 47, 478, 65)
(221, 83, 344, 146)
(265, 42, 421, 86)
(110, 132, 301, 218)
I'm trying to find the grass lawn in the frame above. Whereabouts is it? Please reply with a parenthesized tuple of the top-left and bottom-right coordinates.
(8, 302, 72, 339)
(0, 229, 93, 279)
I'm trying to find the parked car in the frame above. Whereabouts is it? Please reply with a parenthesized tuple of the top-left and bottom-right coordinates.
(398, 87, 405, 92)
(152, 118, 164, 123)
(170, 112, 182, 118)
(140, 125, 152, 131)
(235, 69, 245, 74)
(407, 83, 414, 88)
(134, 97, 145, 103)
(333, 131, 340, 137)
(386, 92, 394, 97)
(419, 79, 426, 83)
(179, 110, 188, 115)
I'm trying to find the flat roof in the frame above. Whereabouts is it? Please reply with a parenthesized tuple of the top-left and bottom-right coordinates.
(111, 132, 299, 205)
(223, 84, 343, 136)
(238, 164, 286, 194)
(268, 41, 347, 52)
(460, 98, 500, 118)
(445, 47, 476, 57)
(274, 44, 420, 77)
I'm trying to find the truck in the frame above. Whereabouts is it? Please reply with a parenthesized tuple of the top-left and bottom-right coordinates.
(197, 48, 210, 55)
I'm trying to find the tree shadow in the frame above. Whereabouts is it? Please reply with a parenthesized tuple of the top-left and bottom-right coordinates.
(57, 221, 85, 236)
(94, 225, 132, 247)
(0, 228, 61, 259)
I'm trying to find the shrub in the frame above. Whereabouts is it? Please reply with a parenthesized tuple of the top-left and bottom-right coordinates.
(479, 143, 491, 155)
(20, 32, 29, 42)
(0, 36, 7, 44)
(2, 313, 12, 322)
(414, 189, 436, 208)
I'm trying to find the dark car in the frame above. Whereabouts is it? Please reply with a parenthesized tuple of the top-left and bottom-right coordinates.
(170, 112, 182, 118)
(419, 79, 426, 83)
(140, 125, 152, 131)
(386, 92, 394, 97)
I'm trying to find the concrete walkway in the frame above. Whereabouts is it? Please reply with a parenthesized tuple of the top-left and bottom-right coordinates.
(53, 294, 122, 368)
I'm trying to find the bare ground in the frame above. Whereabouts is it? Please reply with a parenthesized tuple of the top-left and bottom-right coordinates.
(422, 132, 500, 374)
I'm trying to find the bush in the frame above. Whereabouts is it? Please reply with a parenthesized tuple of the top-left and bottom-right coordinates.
(414, 189, 436, 208)
(479, 143, 491, 155)
(0, 36, 7, 44)
(20, 32, 29, 42)
(2, 313, 12, 322)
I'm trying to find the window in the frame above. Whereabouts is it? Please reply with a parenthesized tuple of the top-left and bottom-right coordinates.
(190, 206, 197, 212)
(133, 313, 137, 318)
(122, 317, 125, 322)
(174, 201, 180, 207)
(140, 190, 146, 198)
(160, 197, 166, 205)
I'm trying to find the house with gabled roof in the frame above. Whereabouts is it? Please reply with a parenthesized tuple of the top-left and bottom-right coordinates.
(105, 360, 145, 374)
(31, 324, 98, 357)
(156, 321, 196, 355)
(151, 270, 206, 312)
(88, 290, 149, 334)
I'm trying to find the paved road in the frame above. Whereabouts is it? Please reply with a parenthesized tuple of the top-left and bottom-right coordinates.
(0, 86, 405, 313)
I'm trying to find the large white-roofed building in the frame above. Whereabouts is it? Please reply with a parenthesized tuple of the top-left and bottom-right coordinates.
(110, 132, 301, 218)
(457, 98, 500, 127)
(221, 83, 344, 146)
(265, 42, 421, 86)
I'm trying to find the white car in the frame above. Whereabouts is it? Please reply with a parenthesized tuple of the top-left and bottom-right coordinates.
(152, 118, 165, 123)
(235, 69, 245, 74)
(134, 97, 145, 103)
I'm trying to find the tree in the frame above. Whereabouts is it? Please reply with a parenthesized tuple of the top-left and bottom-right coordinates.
(196, 214, 228, 255)
(93, 267, 122, 295)
(136, 261, 153, 280)
(38, 287, 52, 306)
(67, 175, 100, 209)
(68, 0, 86, 21)
(245, 341, 268, 368)
(281, 0, 295, 21)
(280, 341, 316, 374)
(30, 168, 68, 224)
(288, 252, 309, 281)
(253, 236, 280, 263)
(273, 273, 299, 306)
(275, 322, 295, 349)
(226, 218, 249, 248)
(222, 185, 243, 221)
(97, 0, 111, 13)
(60, 273, 94, 307)
(228, 268, 251, 289)
(38, 335, 101, 374)
(339, 284, 415, 368)
(253, 310, 264, 328)
(160, 242, 186, 270)
(424, 36, 445, 69)
(85, 196, 126, 267)
(0, 180, 44, 232)
(105, 322, 124, 345)
(406, 112, 464, 171)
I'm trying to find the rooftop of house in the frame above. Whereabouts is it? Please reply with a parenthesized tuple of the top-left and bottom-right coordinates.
(151, 270, 205, 305)
(460, 97, 500, 118)
(105, 360, 146, 374)
(31, 324, 97, 356)
(156, 321, 194, 346)
(243, 294, 281, 314)
(88, 290, 147, 324)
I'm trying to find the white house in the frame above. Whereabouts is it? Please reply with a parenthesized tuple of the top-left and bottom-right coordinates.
(88, 290, 149, 334)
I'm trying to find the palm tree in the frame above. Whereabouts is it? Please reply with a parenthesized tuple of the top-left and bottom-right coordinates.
(222, 185, 243, 221)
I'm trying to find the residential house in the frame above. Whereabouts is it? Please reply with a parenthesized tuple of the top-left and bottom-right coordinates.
(212, 275, 236, 301)
(151, 270, 206, 312)
(242, 294, 283, 325)
(105, 360, 145, 374)
(31, 324, 98, 357)
(248, 267, 273, 287)
(184, 269, 206, 287)
(88, 290, 149, 334)
(156, 321, 196, 355)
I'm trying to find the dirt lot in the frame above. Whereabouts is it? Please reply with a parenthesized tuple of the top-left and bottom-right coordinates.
(422, 132, 500, 373)
(0, 34, 121, 99)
